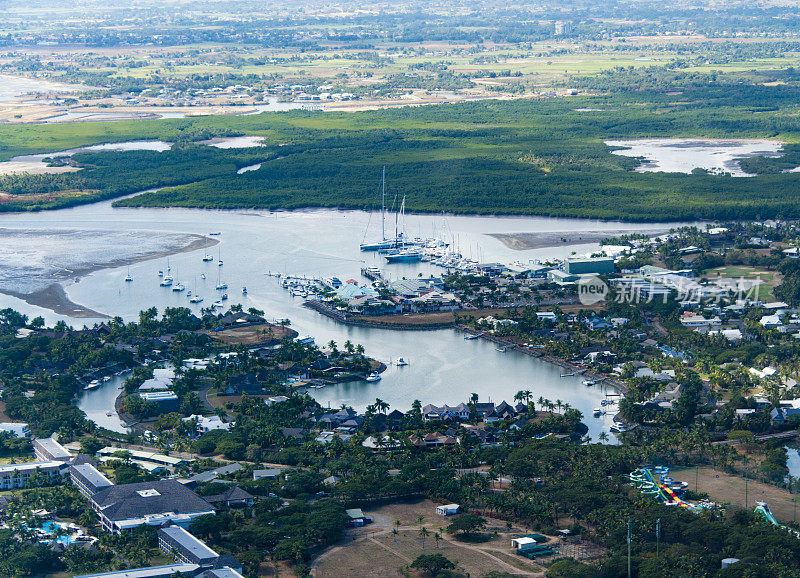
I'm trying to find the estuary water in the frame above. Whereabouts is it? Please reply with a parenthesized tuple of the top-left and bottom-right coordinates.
(0, 198, 674, 440)
(606, 138, 785, 177)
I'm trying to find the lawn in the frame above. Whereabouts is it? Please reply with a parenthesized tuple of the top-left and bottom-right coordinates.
(704, 266, 782, 302)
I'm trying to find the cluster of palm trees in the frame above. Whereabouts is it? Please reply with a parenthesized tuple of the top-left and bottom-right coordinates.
(365, 397, 390, 415)
(510, 389, 573, 415)
(326, 339, 366, 357)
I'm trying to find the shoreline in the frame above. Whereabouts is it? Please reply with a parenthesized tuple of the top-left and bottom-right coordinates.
(488, 228, 672, 250)
(0, 234, 218, 319)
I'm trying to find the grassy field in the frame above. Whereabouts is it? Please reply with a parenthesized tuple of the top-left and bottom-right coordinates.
(672, 466, 800, 523)
(704, 265, 782, 302)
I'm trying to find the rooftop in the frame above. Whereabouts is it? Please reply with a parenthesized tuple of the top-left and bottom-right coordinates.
(159, 525, 219, 561)
(75, 564, 200, 578)
(34, 437, 73, 460)
(92, 479, 213, 522)
(0, 460, 65, 474)
(71, 463, 114, 491)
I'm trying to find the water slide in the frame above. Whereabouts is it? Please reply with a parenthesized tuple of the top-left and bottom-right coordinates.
(754, 502, 779, 526)
(629, 468, 698, 510)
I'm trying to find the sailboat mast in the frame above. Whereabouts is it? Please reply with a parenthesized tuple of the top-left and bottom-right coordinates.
(381, 166, 386, 241)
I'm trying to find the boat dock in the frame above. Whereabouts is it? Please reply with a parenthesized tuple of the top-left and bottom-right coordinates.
(361, 267, 384, 282)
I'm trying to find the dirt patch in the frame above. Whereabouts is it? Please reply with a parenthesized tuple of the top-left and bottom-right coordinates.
(312, 499, 548, 577)
(203, 323, 297, 345)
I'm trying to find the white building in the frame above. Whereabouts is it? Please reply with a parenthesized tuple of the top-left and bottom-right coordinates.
(436, 504, 460, 516)
(183, 415, 231, 434)
(0, 422, 29, 437)
(0, 461, 68, 490)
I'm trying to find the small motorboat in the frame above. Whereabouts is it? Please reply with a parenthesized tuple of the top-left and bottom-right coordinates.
(200, 273, 206, 280)
(212, 301, 223, 308)
(218, 260, 223, 267)
(209, 232, 221, 236)
(124, 274, 132, 282)
(365, 371, 381, 382)
(102, 376, 111, 382)
(215, 283, 228, 290)
(242, 286, 248, 294)
(189, 295, 203, 303)
(157, 270, 164, 277)
(220, 293, 228, 301)
(582, 379, 596, 386)
(83, 380, 101, 391)
(160, 276, 173, 287)
(172, 283, 186, 292)
(593, 408, 602, 416)
(202, 254, 214, 262)
(395, 357, 408, 366)
(106, 411, 114, 417)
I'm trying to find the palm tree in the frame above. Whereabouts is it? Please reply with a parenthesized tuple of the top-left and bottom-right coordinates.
(417, 515, 426, 527)
(599, 431, 609, 443)
(434, 531, 442, 549)
(418, 526, 429, 549)
(327, 340, 338, 356)
(355, 344, 365, 355)
(392, 527, 399, 542)
(344, 340, 354, 354)
(375, 398, 389, 414)
(555, 399, 563, 413)
(470, 393, 479, 405)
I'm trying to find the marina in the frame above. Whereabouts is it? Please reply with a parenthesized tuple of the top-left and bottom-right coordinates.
(0, 196, 671, 441)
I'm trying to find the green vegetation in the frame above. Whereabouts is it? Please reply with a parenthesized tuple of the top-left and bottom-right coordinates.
(4, 84, 800, 220)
